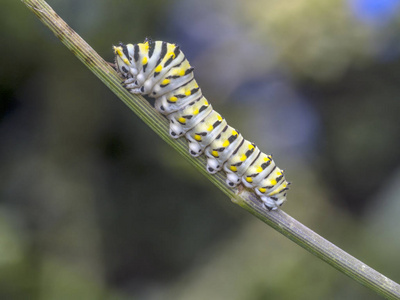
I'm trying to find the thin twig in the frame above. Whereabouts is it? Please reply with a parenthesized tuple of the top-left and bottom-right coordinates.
(21, 0, 400, 299)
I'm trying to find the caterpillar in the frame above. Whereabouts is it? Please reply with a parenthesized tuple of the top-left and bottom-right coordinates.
(113, 39, 289, 210)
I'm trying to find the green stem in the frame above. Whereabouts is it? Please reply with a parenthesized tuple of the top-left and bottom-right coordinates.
(22, 0, 400, 299)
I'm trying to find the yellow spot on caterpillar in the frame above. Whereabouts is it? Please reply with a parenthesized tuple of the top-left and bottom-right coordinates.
(169, 96, 177, 102)
(114, 46, 123, 56)
(270, 179, 277, 185)
(167, 52, 176, 60)
(179, 69, 185, 76)
(256, 166, 263, 173)
(139, 43, 148, 53)
(230, 166, 237, 172)
(161, 79, 170, 85)
(194, 134, 202, 141)
(207, 125, 214, 131)
(178, 117, 186, 124)
(263, 156, 270, 162)
(212, 150, 219, 157)
(217, 115, 223, 121)
(232, 130, 238, 136)
(222, 140, 230, 147)
(259, 187, 267, 193)
(114, 46, 130, 65)
(142, 57, 148, 65)
(155, 65, 162, 73)
(248, 144, 254, 150)
(204, 100, 209, 106)
(193, 109, 199, 115)
(240, 154, 247, 161)
(246, 177, 253, 183)
(185, 90, 192, 96)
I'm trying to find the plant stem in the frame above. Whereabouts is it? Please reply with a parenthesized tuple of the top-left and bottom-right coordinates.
(22, 0, 400, 298)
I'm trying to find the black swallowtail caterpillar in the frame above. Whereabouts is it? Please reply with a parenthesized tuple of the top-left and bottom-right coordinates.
(113, 39, 289, 210)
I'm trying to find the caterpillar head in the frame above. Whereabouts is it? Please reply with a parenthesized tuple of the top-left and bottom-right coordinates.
(113, 43, 136, 78)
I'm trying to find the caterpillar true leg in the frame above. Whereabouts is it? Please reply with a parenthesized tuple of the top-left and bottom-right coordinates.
(114, 39, 289, 210)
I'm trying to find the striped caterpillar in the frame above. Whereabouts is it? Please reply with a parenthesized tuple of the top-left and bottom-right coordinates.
(113, 39, 289, 210)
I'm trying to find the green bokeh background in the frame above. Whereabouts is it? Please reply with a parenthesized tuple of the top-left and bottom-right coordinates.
(1, 0, 400, 299)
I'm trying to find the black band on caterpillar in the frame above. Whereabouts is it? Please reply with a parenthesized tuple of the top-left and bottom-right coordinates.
(113, 40, 289, 210)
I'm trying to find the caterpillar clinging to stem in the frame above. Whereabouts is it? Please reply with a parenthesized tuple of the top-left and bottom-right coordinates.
(113, 39, 289, 210)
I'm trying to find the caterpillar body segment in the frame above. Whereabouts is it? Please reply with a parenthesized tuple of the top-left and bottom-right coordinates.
(114, 40, 289, 210)
(185, 110, 227, 157)
(167, 96, 213, 138)
(223, 140, 260, 187)
(204, 125, 244, 174)
(154, 79, 202, 115)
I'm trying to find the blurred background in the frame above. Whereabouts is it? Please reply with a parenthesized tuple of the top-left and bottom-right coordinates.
(1, 0, 400, 299)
